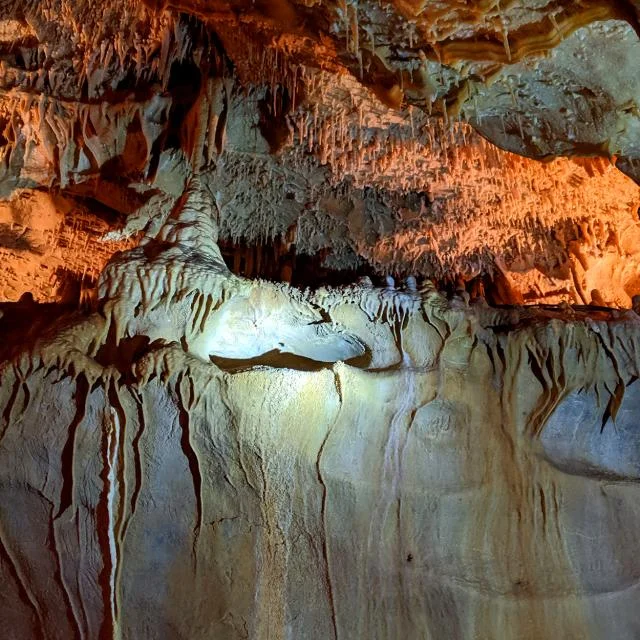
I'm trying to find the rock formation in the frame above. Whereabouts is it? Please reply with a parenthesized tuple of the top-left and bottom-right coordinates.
(1, 1, 640, 639)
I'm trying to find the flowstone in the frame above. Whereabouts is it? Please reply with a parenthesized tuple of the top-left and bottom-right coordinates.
(1, 182, 640, 639)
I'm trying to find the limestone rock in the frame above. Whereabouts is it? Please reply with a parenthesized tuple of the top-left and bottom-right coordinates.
(2, 181, 640, 638)
(1, 3, 640, 638)
(0, 1, 639, 302)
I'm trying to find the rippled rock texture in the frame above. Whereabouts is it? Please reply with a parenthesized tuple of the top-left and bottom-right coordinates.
(1, 184, 640, 639)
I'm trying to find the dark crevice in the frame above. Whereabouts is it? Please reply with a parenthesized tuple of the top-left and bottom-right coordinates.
(127, 391, 147, 525)
(165, 58, 203, 151)
(527, 347, 547, 393)
(210, 346, 368, 373)
(55, 375, 90, 519)
(1, 376, 22, 442)
(218, 237, 377, 287)
(258, 86, 294, 154)
(176, 373, 203, 564)
(47, 504, 82, 639)
(94, 335, 153, 376)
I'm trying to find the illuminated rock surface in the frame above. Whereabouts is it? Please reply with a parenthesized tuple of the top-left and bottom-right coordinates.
(1, 2, 640, 639)
(2, 184, 640, 639)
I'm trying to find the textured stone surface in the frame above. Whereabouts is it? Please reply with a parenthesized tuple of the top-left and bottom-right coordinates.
(1, 4, 640, 638)
(3, 333, 640, 639)
(2, 183, 640, 638)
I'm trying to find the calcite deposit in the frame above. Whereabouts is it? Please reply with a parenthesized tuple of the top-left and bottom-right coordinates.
(2, 181, 640, 639)
(0, 0, 639, 302)
(1, 1, 640, 639)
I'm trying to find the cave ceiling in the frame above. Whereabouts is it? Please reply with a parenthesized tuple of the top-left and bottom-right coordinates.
(0, 0, 639, 306)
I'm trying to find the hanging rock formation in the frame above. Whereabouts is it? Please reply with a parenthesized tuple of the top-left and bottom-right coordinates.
(0, 0, 639, 303)
(1, 2, 640, 639)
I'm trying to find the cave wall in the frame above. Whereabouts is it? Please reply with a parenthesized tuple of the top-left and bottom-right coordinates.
(1, 2, 640, 304)
(1, 181, 640, 639)
(2, 285, 640, 639)
(1, 2, 640, 639)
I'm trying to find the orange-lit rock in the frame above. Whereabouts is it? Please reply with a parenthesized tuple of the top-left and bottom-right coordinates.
(0, 190, 132, 302)
(0, 0, 638, 304)
(1, 5, 640, 639)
